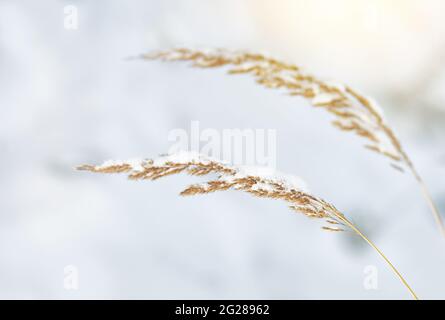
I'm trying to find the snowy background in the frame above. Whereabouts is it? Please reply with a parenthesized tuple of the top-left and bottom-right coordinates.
(1, 0, 444, 299)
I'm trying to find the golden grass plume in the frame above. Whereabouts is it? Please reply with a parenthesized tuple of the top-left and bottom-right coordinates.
(141, 48, 443, 238)
(77, 151, 418, 299)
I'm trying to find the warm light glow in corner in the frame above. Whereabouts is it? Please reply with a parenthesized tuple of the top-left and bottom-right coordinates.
(249, 0, 444, 90)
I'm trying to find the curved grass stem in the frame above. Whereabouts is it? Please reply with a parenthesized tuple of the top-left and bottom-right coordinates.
(415, 175, 445, 238)
(338, 216, 419, 300)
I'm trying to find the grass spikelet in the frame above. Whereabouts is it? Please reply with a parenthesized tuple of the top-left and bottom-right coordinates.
(141, 48, 444, 238)
(77, 151, 418, 299)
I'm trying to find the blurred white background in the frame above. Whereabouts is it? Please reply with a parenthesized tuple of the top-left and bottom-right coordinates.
(0, 0, 444, 299)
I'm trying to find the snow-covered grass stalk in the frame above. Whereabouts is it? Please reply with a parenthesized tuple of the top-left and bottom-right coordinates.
(141, 48, 443, 238)
(77, 151, 418, 299)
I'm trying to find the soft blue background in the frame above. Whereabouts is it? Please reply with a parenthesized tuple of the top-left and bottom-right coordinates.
(1, 0, 444, 299)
